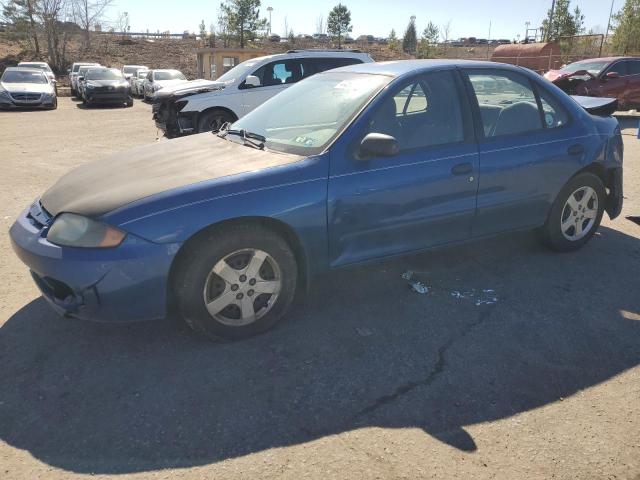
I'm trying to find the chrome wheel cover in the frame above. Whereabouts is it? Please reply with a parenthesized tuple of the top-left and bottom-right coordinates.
(203, 249, 282, 327)
(560, 186, 598, 241)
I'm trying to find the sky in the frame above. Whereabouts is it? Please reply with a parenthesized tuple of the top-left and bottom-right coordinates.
(102, 0, 619, 41)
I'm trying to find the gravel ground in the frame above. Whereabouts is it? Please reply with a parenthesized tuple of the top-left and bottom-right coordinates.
(0, 98, 639, 480)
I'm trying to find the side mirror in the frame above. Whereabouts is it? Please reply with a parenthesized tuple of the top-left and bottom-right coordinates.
(604, 71, 619, 80)
(245, 75, 261, 87)
(359, 133, 399, 158)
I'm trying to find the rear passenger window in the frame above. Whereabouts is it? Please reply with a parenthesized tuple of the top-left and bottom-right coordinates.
(467, 71, 542, 137)
(300, 57, 363, 79)
(537, 88, 569, 128)
(626, 61, 640, 75)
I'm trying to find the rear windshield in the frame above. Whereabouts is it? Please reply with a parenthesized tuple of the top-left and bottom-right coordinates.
(1, 70, 48, 84)
(154, 71, 186, 81)
(123, 66, 143, 74)
(73, 64, 96, 73)
(86, 68, 124, 80)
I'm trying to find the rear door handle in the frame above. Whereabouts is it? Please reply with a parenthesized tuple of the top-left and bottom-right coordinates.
(451, 162, 473, 175)
(567, 144, 585, 155)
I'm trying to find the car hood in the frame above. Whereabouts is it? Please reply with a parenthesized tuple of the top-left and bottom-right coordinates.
(544, 69, 595, 83)
(155, 79, 189, 89)
(40, 134, 303, 218)
(1, 82, 53, 94)
(85, 79, 128, 87)
(154, 79, 225, 99)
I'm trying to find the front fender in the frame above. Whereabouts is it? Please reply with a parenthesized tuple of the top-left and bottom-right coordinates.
(104, 154, 330, 276)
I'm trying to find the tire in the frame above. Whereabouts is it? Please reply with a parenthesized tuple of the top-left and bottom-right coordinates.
(197, 109, 236, 133)
(173, 224, 298, 340)
(540, 172, 606, 252)
(126, 96, 134, 107)
(49, 97, 58, 110)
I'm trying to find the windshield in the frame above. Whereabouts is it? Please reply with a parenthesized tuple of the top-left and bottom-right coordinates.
(154, 71, 185, 81)
(562, 60, 609, 76)
(86, 68, 124, 80)
(73, 63, 96, 73)
(123, 66, 143, 74)
(137, 70, 149, 79)
(230, 72, 391, 155)
(19, 63, 51, 72)
(1, 70, 48, 84)
(216, 59, 261, 83)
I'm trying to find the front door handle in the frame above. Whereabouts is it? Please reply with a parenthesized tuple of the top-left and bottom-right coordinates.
(451, 162, 473, 175)
(567, 144, 585, 156)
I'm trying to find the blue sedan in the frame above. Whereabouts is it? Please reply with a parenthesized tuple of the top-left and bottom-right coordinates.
(10, 60, 624, 340)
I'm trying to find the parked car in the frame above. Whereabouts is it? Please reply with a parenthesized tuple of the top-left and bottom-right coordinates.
(142, 69, 187, 101)
(130, 68, 149, 97)
(122, 64, 148, 80)
(76, 65, 98, 100)
(544, 56, 640, 110)
(81, 67, 133, 107)
(0, 67, 57, 110)
(10, 60, 623, 340)
(17, 61, 56, 89)
(152, 49, 373, 137)
(69, 62, 100, 97)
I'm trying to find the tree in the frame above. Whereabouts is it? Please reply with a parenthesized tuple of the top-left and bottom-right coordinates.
(2, 0, 41, 56)
(199, 19, 206, 37)
(418, 21, 439, 58)
(440, 20, 451, 53)
(327, 3, 352, 48)
(387, 28, 398, 51)
(315, 15, 325, 35)
(542, 0, 584, 42)
(402, 17, 417, 54)
(611, 0, 640, 53)
(72, 0, 113, 48)
(219, 0, 267, 48)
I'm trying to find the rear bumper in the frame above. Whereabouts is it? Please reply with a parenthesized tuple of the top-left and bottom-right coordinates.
(9, 206, 179, 323)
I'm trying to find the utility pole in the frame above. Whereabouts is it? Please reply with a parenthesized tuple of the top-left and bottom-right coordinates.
(487, 20, 491, 59)
(546, 0, 556, 41)
(525, 21, 530, 43)
(604, 0, 615, 45)
(267, 6, 273, 35)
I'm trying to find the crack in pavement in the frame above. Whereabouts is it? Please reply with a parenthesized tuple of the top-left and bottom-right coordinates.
(352, 305, 498, 420)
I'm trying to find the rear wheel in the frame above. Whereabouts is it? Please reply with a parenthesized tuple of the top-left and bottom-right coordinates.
(173, 224, 297, 340)
(197, 109, 236, 133)
(126, 96, 134, 107)
(540, 172, 605, 252)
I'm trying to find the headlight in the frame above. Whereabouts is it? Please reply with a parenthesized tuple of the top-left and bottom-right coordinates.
(47, 213, 126, 248)
(86, 83, 96, 89)
(153, 84, 161, 91)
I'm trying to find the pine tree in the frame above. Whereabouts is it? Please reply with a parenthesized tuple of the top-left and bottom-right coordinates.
(327, 3, 352, 48)
(402, 17, 417, 54)
(388, 28, 398, 51)
(219, 0, 267, 48)
(419, 21, 439, 58)
(542, 0, 584, 42)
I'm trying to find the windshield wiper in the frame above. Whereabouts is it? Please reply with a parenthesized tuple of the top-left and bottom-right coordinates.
(217, 126, 266, 150)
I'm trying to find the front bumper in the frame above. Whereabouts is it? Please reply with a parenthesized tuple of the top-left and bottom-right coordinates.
(9, 205, 179, 323)
(85, 90, 130, 104)
(0, 96, 55, 110)
(152, 100, 196, 137)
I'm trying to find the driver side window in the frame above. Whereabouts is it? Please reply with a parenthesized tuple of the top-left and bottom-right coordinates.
(366, 70, 465, 151)
(245, 60, 303, 88)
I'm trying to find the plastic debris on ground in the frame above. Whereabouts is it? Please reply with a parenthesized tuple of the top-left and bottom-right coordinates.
(402, 271, 430, 295)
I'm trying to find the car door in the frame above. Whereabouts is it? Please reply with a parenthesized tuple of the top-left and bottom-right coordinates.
(623, 59, 640, 108)
(462, 68, 584, 237)
(240, 59, 303, 114)
(595, 60, 629, 104)
(327, 69, 479, 267)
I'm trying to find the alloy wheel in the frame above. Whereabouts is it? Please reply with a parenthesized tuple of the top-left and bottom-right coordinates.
(203, 249, 282, 326)
(560, 186, 598, 241)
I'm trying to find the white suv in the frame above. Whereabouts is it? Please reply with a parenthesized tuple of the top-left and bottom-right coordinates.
(152, 49, 373, 137)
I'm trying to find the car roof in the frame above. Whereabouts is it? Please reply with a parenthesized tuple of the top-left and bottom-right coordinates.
(3, 66, 47, 74)
(18, 61, 49, 66)
(329, 59, 521, 77)
(153, 69, 181, 72)
(250, 50, 371, 62)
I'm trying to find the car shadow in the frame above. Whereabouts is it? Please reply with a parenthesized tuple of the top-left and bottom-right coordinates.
(1, 226, 639, 474)
(75, 103, 131, 110)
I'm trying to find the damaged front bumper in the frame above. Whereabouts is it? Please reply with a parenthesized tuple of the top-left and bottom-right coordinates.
(152, 99, 195, 137)
(9, 206, 178, 323)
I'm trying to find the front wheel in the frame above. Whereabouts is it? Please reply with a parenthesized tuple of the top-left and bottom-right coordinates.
(126, 96, 134, 107)
(540, 172, 606, 252)
(197, 109, 236, 133)
(173, 224, 298, 340)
